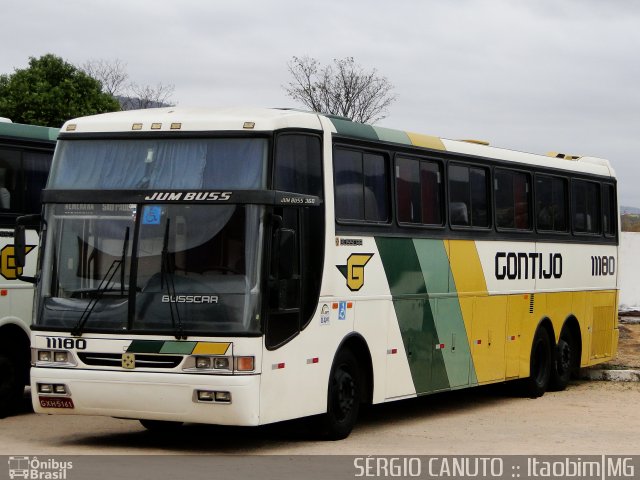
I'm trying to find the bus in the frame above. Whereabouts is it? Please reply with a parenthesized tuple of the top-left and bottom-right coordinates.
(20, 108, 618, 438)
(0, 119, 58, 416)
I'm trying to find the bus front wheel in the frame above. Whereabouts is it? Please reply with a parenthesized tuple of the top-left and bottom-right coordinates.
(319, 349, 361, 440)
(0, 353, 25, 418)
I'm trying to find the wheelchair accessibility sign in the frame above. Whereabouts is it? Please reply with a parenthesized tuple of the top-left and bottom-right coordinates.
(338, 301, 347, 320)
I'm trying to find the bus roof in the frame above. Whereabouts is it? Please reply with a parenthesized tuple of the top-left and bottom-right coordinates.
(61, 107, 614, 178)
(0, 121, 59, 143)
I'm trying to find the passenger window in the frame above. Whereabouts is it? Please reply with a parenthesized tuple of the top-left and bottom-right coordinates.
(0, 149, 21, 213)
(449, 164, 489, 228)
(495, 169, 531, 230)
(334, 148, 389, 223)
(602, 184, 616, 237)
(572, 179, 600, 234)
(535, 175, 568, 232)
(396, 155, 443, 225)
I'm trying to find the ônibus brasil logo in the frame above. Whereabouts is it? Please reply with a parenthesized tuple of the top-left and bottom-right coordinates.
(8, 456, 73, 479)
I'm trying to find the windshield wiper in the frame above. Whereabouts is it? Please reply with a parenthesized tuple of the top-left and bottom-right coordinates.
(71, 227, 129, 337)
(161, 218, 186, 340)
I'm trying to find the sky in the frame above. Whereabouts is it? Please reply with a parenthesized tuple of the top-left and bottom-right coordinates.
(3, 0, 640, 205)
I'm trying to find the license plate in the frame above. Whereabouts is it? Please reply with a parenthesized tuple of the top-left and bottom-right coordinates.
(39, 396, 75, 409)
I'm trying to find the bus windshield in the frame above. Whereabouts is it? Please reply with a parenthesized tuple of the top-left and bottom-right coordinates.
(38, 203, 264, 335)
(48, 137, 268, 190)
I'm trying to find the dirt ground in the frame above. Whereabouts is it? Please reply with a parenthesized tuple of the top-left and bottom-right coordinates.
(605, 315, 640, 368)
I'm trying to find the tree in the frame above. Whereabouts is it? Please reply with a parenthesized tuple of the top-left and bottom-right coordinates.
(0, 54, 120, 127)
(80, 58, 129, 97)
(121, 82, 176, 110)
(81, 59, 175, 110)
(284, 56, 396, 124)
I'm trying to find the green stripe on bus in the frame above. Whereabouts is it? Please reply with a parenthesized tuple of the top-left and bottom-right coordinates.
(372, 126, 412, 145)
(376, 237, 450, 393)
(329, 117, 379, 141)
(127, 340, 164, 353)
(160, 341, 197, 354)
(413, 239, 475, 388)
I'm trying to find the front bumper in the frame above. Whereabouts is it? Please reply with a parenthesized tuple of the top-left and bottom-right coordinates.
(31, 367, 261, 426)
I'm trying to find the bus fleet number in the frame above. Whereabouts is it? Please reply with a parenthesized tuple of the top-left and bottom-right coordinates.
(591, 256, 615, 276)
(45, 337, 87, 350)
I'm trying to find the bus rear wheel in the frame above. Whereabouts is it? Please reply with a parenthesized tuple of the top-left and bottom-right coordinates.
(549, 328, 576, 391)
(318, 349, 361, 440)
(519, 327, 552, 398)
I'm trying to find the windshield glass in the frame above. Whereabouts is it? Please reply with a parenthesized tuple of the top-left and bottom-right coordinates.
(38, 203, 263, 335)
(48, 138, 268, 190)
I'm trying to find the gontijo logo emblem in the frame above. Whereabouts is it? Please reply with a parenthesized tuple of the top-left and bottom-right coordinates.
(1, 244, 35, 280)
(337, 253, 374, 291)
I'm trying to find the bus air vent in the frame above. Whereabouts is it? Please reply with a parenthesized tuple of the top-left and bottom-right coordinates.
(78, 352, 182, 369)
(460, 139, 490, 146)
(547, 152, 581, 160)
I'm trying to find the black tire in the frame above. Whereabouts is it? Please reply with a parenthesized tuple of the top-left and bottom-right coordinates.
(318, 349, 361, 440)
(549, 328, 577, 391)
(139, 419, 184, 432)
(519, 327, 552, 398)
(0, 353, 25, 418)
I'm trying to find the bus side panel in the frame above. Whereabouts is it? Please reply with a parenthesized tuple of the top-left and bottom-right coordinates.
(588, 291, 618, 363)
(352, 298, 405, 404)
(259, 304, 345, 425)
(376, 237, 449, 395)
(471, 295, 508, 383)
(505, 294, 527, 378)
(0, 227, 39, 331)
(417, 239, 473, 390)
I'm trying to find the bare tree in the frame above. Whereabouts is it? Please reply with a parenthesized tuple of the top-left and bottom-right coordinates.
(122, 82, 176, 110)
(284, 56, 396, 124)
(81, 58, 129, 97)
(80, 59, 175, 110)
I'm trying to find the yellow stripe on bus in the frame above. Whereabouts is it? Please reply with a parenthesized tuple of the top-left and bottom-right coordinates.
(406, 132, 446, 151)
(192, 342, 231, 355)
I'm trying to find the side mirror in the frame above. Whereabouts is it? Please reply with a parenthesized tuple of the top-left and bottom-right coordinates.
(14, 214, 40, 283)
(14, 224, 26, 267)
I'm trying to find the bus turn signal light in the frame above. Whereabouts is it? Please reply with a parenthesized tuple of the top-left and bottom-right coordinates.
(235, 356, 254, 371)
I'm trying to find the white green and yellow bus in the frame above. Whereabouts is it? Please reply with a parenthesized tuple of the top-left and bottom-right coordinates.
(0, 119, 58, 416)
(21, 108, 618, 438)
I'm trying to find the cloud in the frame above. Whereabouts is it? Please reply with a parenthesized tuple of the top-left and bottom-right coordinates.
(2, 0, 638, 204)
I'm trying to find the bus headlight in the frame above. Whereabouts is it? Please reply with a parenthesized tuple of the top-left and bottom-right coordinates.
(54, 351, 68, 363)
(184, 355, 254, 373)
(33, 349, 76, 366)
(195, 357, 211, 369)
(195, 390, 232, 403)
(213, 357, 230, 370)
(38, 351, 52, 362)
(37, 383, 69, 395)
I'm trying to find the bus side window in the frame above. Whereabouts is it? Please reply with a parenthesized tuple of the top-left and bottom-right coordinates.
(23, 151, 52, 214)
(603, 184, 616, 237)
(572, 179, 600, 234)
(535, 175, 568, 232)
(0, 149, 20, 214)
(449, 163, 490, 228)
(334, 148, 389, 223)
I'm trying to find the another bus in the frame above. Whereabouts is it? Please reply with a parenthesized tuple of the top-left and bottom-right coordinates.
(21, 108, 618, 438)
(0, 119, 58, 416)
